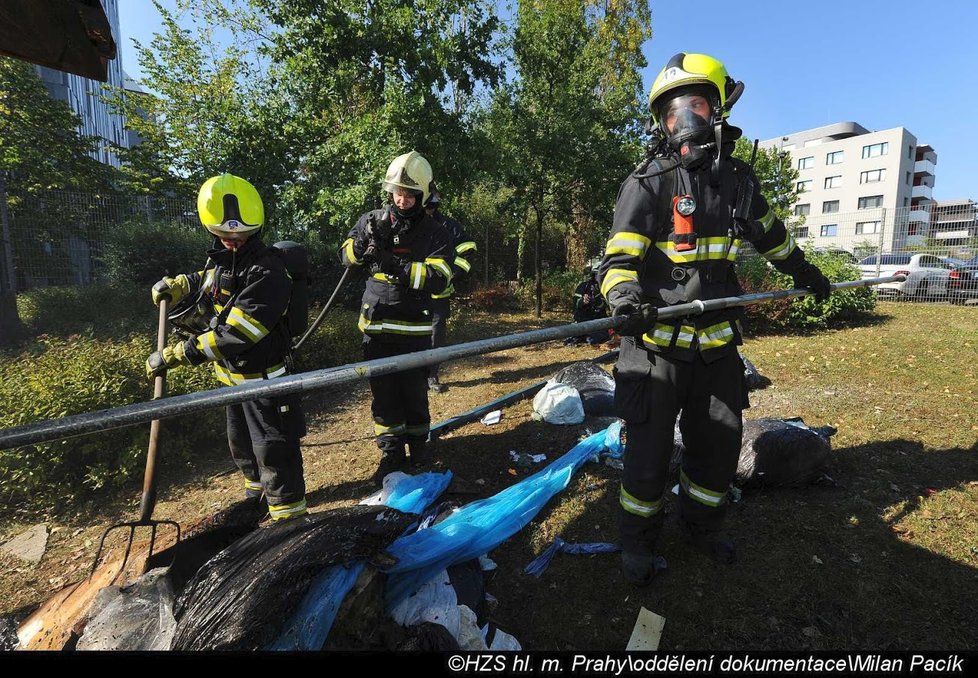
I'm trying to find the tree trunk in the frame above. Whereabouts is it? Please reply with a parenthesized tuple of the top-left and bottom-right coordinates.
(0, 171, 23, 346)
(566, 211, 590, 273)
(534, 206, 543, 318)
(515, 221, 526, 282)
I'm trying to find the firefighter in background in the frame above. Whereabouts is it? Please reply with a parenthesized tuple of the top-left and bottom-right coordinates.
(598, 53, 831, 586)
(341, 151, 453, 484)
(424, 186, 477, 393)
(565, 259, 609, 346)
(147, 174, 308, 521)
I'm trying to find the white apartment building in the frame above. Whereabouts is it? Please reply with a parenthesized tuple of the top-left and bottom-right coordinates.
(34, 0, 129, 168)
(759, 122, 937, 254)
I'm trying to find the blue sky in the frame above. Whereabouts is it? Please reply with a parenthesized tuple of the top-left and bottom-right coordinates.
(119, 0, 978, 200)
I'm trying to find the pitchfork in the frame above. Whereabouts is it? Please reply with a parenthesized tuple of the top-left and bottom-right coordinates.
(91, 297, 181, 576)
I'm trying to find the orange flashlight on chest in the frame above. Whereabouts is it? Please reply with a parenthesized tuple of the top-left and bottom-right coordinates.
(672, 194, 697, 252)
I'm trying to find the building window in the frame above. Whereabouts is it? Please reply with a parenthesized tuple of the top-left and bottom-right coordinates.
(795, 226, 809, 238)
(856, 221, 881, 235)
(826, 150, 844, 165)
(860, 169, 885, 183)
(908, 145, 913, 159)
(822, 200, 840, 213)
(820, 224, 838, 237)
(862, 142, 889, 159)
(904, 197, 909, 207)
(824, 175, 842, 189)
(908, 223, 920, 236)
(858, 195, 884, 209)
(798, 156, 814, 170)
(797, 179, 812, 193)
(794, 203, 810, 216)
(906, 171, 911, 185)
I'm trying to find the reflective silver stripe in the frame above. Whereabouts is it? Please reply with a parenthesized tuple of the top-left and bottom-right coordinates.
(758, 209, 776, 233)
(454, 256, 472, 272)
(680, 470, 726, 507)
(427, 258, 453, 280)
(375, 422, 407, 435)
(763, 232, 796, 261)
(410, 262, 425, 289)
(600, 268, 638, 297)
(358, 315, 433, 335)
(196, 330, 224, 360)
(456, 241, 477, 254)
(697, 321, 735, 350)
(605, 232, 651, 257)
(619, 486, 663, 517)
(268, 499, 307, 520)
(244, 479, 262, 491)
(228, 307, 269, 342)
(645, 323, 694, 348)
(214, 363, 287, 385)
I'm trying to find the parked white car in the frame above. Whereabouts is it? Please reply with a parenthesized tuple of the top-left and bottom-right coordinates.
(858, 253, 951, 300)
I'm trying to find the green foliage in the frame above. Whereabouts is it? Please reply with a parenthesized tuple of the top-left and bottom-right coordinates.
(515, 268, 583, 312)
(0, 335, 221, 509)
(98, 218, 213, 287)
(732, 137, 800, 227)
(15, 283, 155, 340)
(737, 252, 877, 332)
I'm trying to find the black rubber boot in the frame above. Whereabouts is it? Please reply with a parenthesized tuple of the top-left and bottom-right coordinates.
(408, 440, 430, 465)
(678, 518, 736, 565)
(621, 550, 657, 587)
(372, 446, 406, 487)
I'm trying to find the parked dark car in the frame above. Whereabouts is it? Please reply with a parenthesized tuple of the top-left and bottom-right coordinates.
(944, 256, 978, 304)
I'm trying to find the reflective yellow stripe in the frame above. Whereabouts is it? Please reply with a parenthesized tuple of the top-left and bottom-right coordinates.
(680, 470, 727, 507)
(409, 262, 427, 290)
(605, 231, 651, 258)
(761, 231, 797, 261)
(375, 422, 407, 436)
(195, 330, 225, 360)
(600, 268, 638, 297)
(214, 362, 287, 386)
(358, 314, 433, 335)
(244, 479, 262, 492)
(454, 256, 472, 272)
(697, 321, 735, 350)
(268, 498, 308, 520)
(655, 237, 738, 263)
(643, 322, 694, 349)
(757, 209, 776, 233)
(227, 307, 269, 343)
(342, 237, 361, 265)
(426, 257, 453, 280)
(432, 284, 455, 299)
(619, 486, 663, 518)
(202, 270, 214, 288)
(456, 241, 477, 254)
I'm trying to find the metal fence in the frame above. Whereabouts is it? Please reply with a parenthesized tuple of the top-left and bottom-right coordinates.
(787, 202, 978, 262)
(6, 191, 194, 290)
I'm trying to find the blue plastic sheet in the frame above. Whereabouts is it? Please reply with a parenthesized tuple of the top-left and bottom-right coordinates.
(523, 537, 620, 578)
(383, 427, 610, 609)
(267, 470, 453, 651)
(603, 420, 624, 458)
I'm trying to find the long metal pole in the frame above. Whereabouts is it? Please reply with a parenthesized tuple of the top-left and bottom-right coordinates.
(0, 276, 903, 451)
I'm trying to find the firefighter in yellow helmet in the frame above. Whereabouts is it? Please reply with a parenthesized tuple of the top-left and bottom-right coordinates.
(146, 174, 308, 521)
(340, 152, 453, 484)
(597, 53, 831, 585)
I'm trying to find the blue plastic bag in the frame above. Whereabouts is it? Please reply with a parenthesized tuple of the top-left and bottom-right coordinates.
(523, 537, 620, 578)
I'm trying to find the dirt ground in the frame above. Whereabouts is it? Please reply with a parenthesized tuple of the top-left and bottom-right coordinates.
(2, 305, 977, 651)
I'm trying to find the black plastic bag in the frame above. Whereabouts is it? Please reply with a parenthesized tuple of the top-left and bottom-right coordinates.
(172, 505, 413, 651)
(553, 361, 616, 416)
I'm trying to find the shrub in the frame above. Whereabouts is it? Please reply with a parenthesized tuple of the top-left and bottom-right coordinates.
(0, 335, 222, 511)
(98, 218, 212, 287)
(16, 282, 153, 340)
(514, 269, 584, 312)
(737, 251, 876, 333)
(461, 284, 519, 311)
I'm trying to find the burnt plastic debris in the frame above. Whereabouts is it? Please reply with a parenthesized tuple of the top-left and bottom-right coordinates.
(171, 505, 414, 651)
(523, 537, 621, 578)
(669, 416, 836, 488)
(553, 361, 616, 416)
(741, 352, 771, 391)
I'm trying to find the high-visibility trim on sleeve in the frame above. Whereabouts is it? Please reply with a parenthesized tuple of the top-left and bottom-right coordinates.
(600, 268, 639, 297)
(761, 231, 797, 261)
(426, 257, 453, 280)
(227, 306, 270, 343)
(342, 238, 361, 265)
(408, 262, 427, 290)
(456, 241, 477, 254)
(605, 231, 652, 258)
(757, 209, 776, 233)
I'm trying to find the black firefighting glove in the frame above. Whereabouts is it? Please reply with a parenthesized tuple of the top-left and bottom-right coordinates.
(145, 342, 192, 380)
(792, 263, 832, 303)
(610, 294, 658, 338)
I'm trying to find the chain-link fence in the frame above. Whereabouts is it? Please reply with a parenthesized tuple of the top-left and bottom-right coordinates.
(6, 191, 195, 290)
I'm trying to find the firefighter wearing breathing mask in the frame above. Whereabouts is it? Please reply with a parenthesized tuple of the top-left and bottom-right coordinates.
(597, 53, 831, 586)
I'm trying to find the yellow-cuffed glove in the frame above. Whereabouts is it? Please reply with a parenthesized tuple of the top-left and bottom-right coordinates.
(145, 341, 192, 380)
(151, 274, 191, 306)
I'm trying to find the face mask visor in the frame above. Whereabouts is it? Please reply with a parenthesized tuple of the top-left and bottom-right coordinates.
(657, 91, 715, 149)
